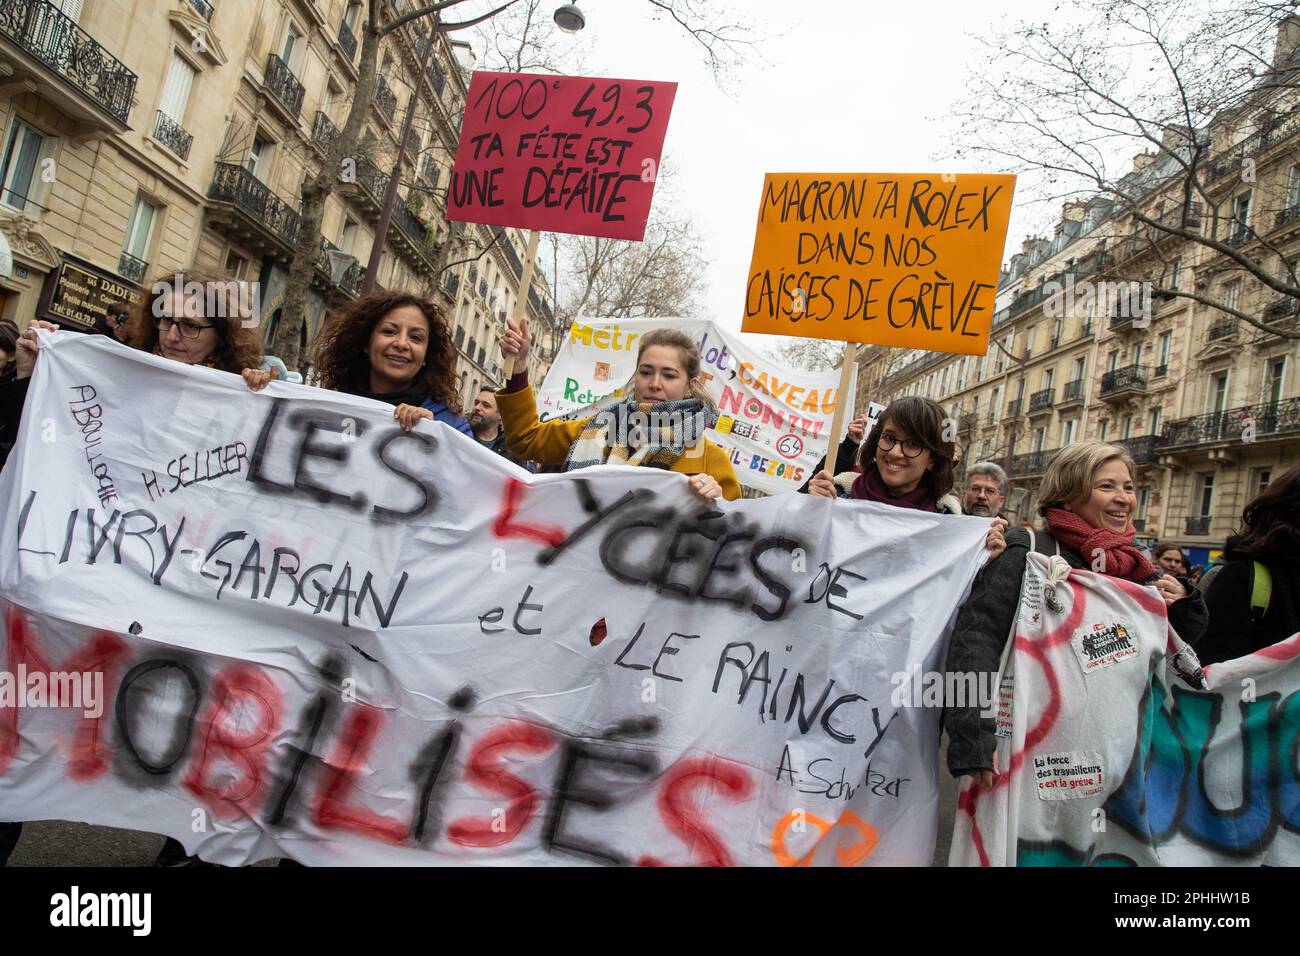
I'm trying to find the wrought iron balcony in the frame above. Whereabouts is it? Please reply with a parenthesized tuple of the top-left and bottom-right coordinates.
(374, 74, 396, 123)
(1154, 363, 1168, 378)
(1206, 111, 1300, 183)
(1160, 397, 1300, 450)
(391, 195, 431, 253)
(426, 59, 445, 97)
(1264, 296, 1300, 323)
(1100, 364, 1148, 399)
(186, 0, 213, 20)
(1224, 224, 1251, 248)
(443, 271, 460, 298)
(1185, 515, 1211, 535)
(1116, 434, 1159, 465)
(957, 412, 977, 432)
(1277, 205, 1300, 229)
(1028, 387, 1055, 412)
(312, 110, 338, 153)
(0, 0, 137, 124)
(337, 20, 357, 61)
(117, 251, 147, 283)
(208, 162, 300, 249)
(1073, 248, 1109, 277)
(348, 155, 388, 210)
(265, 53, 304, 118)
(152, 110, 193, 160)
(1207, 318, 1238, 341)
(1061, 379, 1085, 403)
(1009, 448, 1055, 477)
(1007, 398, 1023, 418)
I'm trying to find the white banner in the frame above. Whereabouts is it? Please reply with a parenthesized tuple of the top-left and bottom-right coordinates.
(537, 318, 858, 495)
(950, 552, 1300, 866)
(0, 332, 989, 866)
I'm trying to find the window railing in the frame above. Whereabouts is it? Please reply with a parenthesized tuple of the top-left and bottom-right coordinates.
(1100, 364, 1148, 396)
(1061, 379, 1084, 402)
(1277, 205, 1300, 229)
(1161, 396, 1300, 449)
(1009, 448, 1055, 477)
(1207, 318, 1238, 341)
(265, 53, 304, 118)
(1029, 387, 1055, 411)
(117, 251, 147, 283)
(312, 110, 338, 153)
(374, 74, 397, 123)
(337, 20, 357, 61)
(152, 110, 193, 160)
(1116, 434, 1159, 465)
(0, 0, 137, 124)
(1007, 398, 1023, 418)
(1185, 515, 1211, 535)
(208, 162, 300, 248)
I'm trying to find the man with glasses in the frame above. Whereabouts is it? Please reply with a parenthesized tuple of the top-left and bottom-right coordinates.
(961, 462, 1007, 518)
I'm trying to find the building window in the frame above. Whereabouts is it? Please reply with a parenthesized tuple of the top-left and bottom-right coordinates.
(1231, 192, 1251, 234)
(1099, 418, 1109, 441)
(1122, 414, 1133, 439)
(1137, 487, 1150, 521)
(1168, 259, 1181, 291)
(224, 250, 249, 279)
(1107, 349, 1119, 372)
(1196, 473, 1214, 517)
(247, 134, 269, 180)
(1033, 427, 1045, 452)
(0, 118, 48, 212)
(1209, 371, 1229, 413)
(1267, 357, 1286, 405)
(1248, 467, 1272, 500)
(159, 51, 196, 126)
(1148, 407, 1162, 435)
(1062, 418, 1077, 445)
(1158, 331, 1171, 369)
(1223, 279, 1241, 313)
(340, 216, 358, 254)
(281, 23, 301, 72)
(123, 196, 156, 260)
(1289, 165, 1300, 211)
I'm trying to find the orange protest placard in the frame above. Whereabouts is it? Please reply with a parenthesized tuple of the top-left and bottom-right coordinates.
(741, 173, 1016, 355)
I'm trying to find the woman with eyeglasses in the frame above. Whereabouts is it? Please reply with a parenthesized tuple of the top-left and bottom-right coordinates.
(0, 268, 263, 868)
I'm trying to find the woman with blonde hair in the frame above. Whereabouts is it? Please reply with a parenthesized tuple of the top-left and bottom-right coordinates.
(943, 441, 1208, 788)
(496, 319, 739, 500)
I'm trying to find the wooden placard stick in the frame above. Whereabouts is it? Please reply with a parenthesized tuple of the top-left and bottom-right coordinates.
(821, 342, 859, 478)
(503, 229, 541, 379)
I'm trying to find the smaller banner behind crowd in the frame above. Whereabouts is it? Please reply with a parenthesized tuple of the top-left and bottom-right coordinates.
(950, 552, 1300, 867)
(0, 333, 990, 866)
(536, 317, 863, 496)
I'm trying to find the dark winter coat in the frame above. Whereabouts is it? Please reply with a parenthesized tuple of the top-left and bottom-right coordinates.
(1200, 554, 1300, 665)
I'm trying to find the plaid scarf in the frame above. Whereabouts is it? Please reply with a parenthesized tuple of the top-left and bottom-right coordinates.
(562, 395, 715, 473)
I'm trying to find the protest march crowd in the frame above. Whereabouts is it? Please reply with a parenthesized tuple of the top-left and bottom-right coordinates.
(0, 273, 1296, 867)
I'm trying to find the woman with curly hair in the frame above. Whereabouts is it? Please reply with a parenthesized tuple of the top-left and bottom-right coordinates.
(249, 291, 470, 436)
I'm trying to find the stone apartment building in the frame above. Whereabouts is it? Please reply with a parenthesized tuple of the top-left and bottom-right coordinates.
(0, 0, 555, 405)
(857, 22, 1300, 567)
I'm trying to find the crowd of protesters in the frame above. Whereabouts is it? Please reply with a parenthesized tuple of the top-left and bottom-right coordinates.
(0, 271, 1297, 865)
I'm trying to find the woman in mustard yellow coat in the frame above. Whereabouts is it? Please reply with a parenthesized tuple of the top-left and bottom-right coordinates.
(496, 320, 740, 501)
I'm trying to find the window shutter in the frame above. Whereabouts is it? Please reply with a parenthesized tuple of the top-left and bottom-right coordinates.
(159, 53, 196, 123)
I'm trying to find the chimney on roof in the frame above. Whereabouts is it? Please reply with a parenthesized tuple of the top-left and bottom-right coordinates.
(1274, 15, 1300, 67)
(1061, 201, 1087, 222)
(1131, 151, 1157, 172)
(1160, 125, 1193, 151)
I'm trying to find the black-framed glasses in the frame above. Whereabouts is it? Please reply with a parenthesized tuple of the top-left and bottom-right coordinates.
(878, 432, 926, 459)
(155, 316, 215, 339)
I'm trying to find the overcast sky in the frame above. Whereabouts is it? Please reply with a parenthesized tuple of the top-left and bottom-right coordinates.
(506, 0, 1049, 333)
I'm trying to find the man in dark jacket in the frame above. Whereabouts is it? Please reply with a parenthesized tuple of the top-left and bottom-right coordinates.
(468, 388, 526, 468)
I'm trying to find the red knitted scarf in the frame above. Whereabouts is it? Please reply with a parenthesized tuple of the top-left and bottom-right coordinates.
(1044, 507, 1160, 583)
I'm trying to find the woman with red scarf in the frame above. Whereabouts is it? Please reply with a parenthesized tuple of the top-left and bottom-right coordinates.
(944, 441, 1208, 788)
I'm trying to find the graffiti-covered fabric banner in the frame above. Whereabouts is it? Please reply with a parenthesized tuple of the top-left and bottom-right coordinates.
(536, 318, 859, 496)
(0, 333, 989, 866)
(950, 552, 1300, 866)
